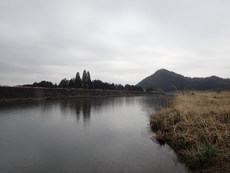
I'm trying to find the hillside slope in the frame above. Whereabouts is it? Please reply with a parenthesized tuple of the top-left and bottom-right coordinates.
(136, 69, 230, 91)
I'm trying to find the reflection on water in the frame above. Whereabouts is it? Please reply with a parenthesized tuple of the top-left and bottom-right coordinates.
(76, 99, 90, 121)
(57, 95, 172, 125)
(59, 97, 128, 125)
(0, 96, 189, 173)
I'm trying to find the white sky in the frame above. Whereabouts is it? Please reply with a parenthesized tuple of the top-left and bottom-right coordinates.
(0, 0, 230, 86)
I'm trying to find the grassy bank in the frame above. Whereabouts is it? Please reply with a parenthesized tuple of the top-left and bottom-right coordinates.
(150, 91, 230, 172)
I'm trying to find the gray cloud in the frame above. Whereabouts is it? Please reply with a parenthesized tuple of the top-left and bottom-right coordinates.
(0, 0, 230, 86)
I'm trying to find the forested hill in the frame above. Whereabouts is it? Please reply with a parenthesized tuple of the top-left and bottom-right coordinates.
(136, 69, 230, 91)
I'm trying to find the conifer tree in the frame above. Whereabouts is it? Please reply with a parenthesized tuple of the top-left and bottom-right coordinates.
(86, 71, 93, 89)
(75, 72, 82, 88)
(69, 78, 75, 88)
(82, 70, 87, 89)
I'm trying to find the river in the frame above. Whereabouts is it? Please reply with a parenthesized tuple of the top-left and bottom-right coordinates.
(0, 96, 189, 173)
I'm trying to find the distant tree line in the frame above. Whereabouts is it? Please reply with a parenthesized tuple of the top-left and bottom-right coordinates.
(24, 70, 143, 92)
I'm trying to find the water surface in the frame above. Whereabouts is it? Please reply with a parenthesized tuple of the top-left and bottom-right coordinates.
(0, 96, 189, 173)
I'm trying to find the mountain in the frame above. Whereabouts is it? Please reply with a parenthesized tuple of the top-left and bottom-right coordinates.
(136, 69, 230, 91)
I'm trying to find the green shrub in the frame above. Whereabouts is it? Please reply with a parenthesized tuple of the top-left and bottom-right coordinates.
(184, 144, 218, 169)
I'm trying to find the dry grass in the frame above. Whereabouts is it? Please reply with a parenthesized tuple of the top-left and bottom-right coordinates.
(150, 91, 230, 172)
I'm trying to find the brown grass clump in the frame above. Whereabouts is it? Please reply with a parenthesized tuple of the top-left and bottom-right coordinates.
(150, 91, 230, 172)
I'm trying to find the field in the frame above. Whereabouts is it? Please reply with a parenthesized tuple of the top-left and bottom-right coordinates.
(150, 91, 230, 172)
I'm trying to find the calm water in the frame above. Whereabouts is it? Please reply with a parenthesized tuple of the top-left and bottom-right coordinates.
(0, 96, 189, 173)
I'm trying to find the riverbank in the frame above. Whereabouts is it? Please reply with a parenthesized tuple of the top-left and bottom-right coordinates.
(0, 86, 158, 103)
(150, 91, 230, 172)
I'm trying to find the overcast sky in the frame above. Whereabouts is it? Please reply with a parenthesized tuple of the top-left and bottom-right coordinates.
(0, 0, 230, 86)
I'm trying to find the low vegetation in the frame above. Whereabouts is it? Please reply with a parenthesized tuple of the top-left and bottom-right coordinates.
(150, 91, 230, 172)
(24, 70, 143, 91)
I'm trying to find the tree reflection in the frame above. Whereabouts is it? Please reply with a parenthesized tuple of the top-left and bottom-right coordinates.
(75, 99, 91, 123)
(59, 96, 167, 125)
(59, 97, 119, 125)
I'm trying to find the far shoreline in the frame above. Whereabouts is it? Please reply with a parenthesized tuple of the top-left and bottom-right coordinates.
(0, 86, 162, 103)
